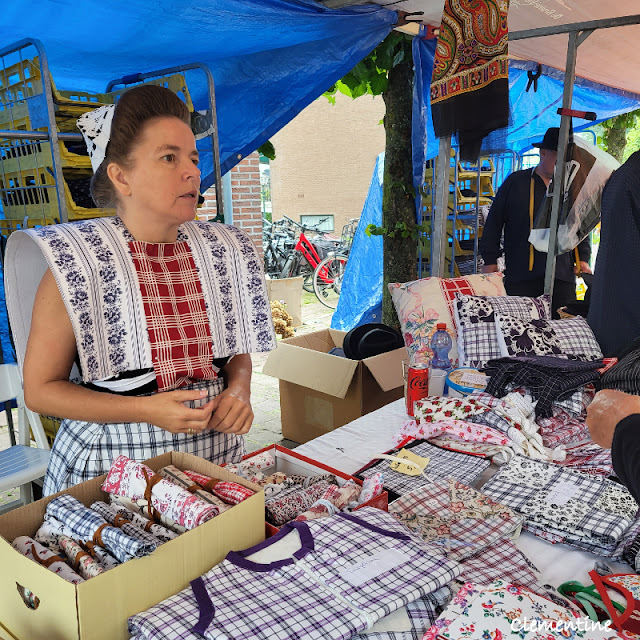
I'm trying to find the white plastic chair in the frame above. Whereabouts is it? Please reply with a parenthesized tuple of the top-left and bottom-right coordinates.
(0, 363, 50, 513)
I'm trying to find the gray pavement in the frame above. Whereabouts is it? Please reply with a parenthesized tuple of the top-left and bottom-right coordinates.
(0, 292, 334, 506)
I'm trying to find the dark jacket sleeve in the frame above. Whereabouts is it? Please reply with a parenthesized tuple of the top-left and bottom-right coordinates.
(577, 234, 592, 264)
(611, 414, 640, 504)
(480, 175, 511, 265)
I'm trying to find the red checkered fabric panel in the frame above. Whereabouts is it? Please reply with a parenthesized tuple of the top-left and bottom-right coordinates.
(130, 241, 216, 391)
(438, 277, 474, 323)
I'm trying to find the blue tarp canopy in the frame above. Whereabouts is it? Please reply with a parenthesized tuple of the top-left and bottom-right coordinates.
(0, 0, 396, 189)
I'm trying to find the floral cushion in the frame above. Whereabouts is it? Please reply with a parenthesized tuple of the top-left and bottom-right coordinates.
(454, 294, 551, 368)
(388, 273, 505, 366)
(495, 314, 604, 361)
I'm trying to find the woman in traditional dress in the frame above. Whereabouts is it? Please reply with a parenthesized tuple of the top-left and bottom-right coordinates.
(16, 85, 276, 494)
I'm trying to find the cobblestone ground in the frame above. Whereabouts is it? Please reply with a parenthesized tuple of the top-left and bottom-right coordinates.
(0, 292, 334, 507)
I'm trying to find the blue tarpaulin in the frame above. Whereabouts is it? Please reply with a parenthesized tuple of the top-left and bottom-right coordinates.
(331, 153, 383, 330)
(1, 0, 396, 189)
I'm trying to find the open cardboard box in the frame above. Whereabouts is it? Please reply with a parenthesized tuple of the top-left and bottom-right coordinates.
(262, 328, 406, 443)
(243, 444, 388, 536)
(0, 451, 265, 640)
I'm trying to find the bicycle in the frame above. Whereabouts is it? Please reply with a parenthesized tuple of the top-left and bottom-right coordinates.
(312, 253, 348, 309)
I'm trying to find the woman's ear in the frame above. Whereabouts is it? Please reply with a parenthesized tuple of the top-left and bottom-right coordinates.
(106, 162, 131, 198)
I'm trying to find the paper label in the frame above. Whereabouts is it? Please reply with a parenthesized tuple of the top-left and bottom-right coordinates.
(337, 549, 409, 587)
(459, 372, 488, 387)
(544, 481, 579, 506)
(390, 449, 430, 476)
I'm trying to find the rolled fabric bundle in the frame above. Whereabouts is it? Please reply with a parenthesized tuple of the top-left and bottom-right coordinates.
(182, 469, 255, 505)
(46, 494, 156, 563)
(156, 465, 229, 513)
(225, 451, 275, 483)
(357, 472, 385, 506)
(102, 455, 219, 530)
(108, 494, 187, 535)
(82, 541, 120, 570)
(34, 517, 65, 555)
(265, 480, 334, 526)
(106, 502, 178, 543)
(58, 536, 105, 579)
(295, 481, 362, 522)
(90, 501, 165, 546)
(12, 536, 84, 584)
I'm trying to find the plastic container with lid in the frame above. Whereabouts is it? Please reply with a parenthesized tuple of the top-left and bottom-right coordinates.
(445, 367, 489, 398)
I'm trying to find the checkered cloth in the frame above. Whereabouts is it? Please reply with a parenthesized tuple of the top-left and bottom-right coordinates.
(557, 442, 613, 477)
(353, 585, 455, 640)
(388, 478, 522, 561)
(90, 501, 165, 546)
(482, 356, 603, 418)
(128, 508, 462, 640)
(553, 387, 594, 418)
(481, 455, 639, 555)
(601, 346, 640, 394)
(105, 503, 178, 543)
(129, 240, 217, 392)
(182, 469, 254, 505)
(355, 441, 490, 500)
(536, 413, 591, 449)
(46, 494, 156, 563)
(457, 539, 545, 595)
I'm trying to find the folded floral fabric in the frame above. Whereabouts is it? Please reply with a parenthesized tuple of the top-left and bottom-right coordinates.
(294, 481, 362, 522)
(106, 502, 178, 543)
(182, 469, 255, 505)
(46, 494, 156, 563)
(102, 456, 219, 529)
(108, 494, 187, 534)
(482, 455, 639, 555)
(91, 501, 165, 546)
(265, 480, 334, 526)
(356, 441, 490, 501)
(156, 465, 229, 512)
(395, 418, 518, 463)
(224, 451, 276, 484)
(424, 580, 617, 640)
(357, 472, 385, 506)
(59, 535, 105, 579)
(413, 396, 488, 424)
(12, 536, 84, 584)
(389, 478, 522, 561)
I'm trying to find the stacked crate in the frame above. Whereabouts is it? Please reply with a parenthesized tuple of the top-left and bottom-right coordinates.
(0, 56, 194, 233)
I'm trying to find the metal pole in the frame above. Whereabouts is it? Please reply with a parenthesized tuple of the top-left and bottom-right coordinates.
(474, 159, 481, 273)
(510, 14, 640, 41)
(543, 30, 579, 296)
(432, 136, 451, 277)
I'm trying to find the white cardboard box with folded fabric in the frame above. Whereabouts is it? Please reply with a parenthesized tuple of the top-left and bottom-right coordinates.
(0, 451, 265, 640)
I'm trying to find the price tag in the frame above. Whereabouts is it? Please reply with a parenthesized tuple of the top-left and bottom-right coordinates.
(389, 449, 430, 476)
(459, 372, 488, 387)
(544, 481, 579, 506)
(337, 549, 410, 587)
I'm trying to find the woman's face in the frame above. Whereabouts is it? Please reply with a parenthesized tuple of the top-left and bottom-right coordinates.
(117, 116, 201, 227)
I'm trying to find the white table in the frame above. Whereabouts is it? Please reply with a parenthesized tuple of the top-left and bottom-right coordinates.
(296, 399, 631, 589)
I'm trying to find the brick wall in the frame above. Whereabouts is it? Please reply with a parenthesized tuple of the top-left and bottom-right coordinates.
(199, 151, 263, 255)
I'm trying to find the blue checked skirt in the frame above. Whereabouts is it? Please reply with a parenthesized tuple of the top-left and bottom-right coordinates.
(43, 378, 245, 496)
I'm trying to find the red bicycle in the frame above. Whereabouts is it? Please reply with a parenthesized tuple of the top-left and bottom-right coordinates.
(279, 217, 348, 308)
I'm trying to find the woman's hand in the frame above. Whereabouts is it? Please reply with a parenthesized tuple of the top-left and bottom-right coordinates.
(141, 389, 215, 434)
(587, 389, 640, 449)
(207, 387, 254, 435)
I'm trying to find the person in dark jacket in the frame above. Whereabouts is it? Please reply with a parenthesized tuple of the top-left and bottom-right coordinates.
(587, 389, 640, 504)
(480, 127, 591, 317)
(587, 150, 640, 357)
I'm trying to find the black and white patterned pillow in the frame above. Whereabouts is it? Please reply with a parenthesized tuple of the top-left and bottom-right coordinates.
(494, 314, 603, 361)
(454, 294, 551, 367)
(495, 314, 563, 357)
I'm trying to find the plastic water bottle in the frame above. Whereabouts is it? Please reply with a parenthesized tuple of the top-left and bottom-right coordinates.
(430, 323, 453, 371)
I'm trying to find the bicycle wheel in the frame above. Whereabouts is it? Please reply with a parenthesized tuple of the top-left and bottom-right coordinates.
(312, 255, 348, 309)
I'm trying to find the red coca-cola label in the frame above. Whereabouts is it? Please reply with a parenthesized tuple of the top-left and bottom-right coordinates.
(406, 365, 429, 416)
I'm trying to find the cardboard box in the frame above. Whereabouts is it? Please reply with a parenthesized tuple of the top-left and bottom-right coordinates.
(262, 328, 406, 443)
(266, 276, 303, 327)
(242, 444, 388, 536)
(0, 451, 265, 640)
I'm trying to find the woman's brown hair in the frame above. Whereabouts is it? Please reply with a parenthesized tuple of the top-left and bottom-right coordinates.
(89, 84, 191, 208)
